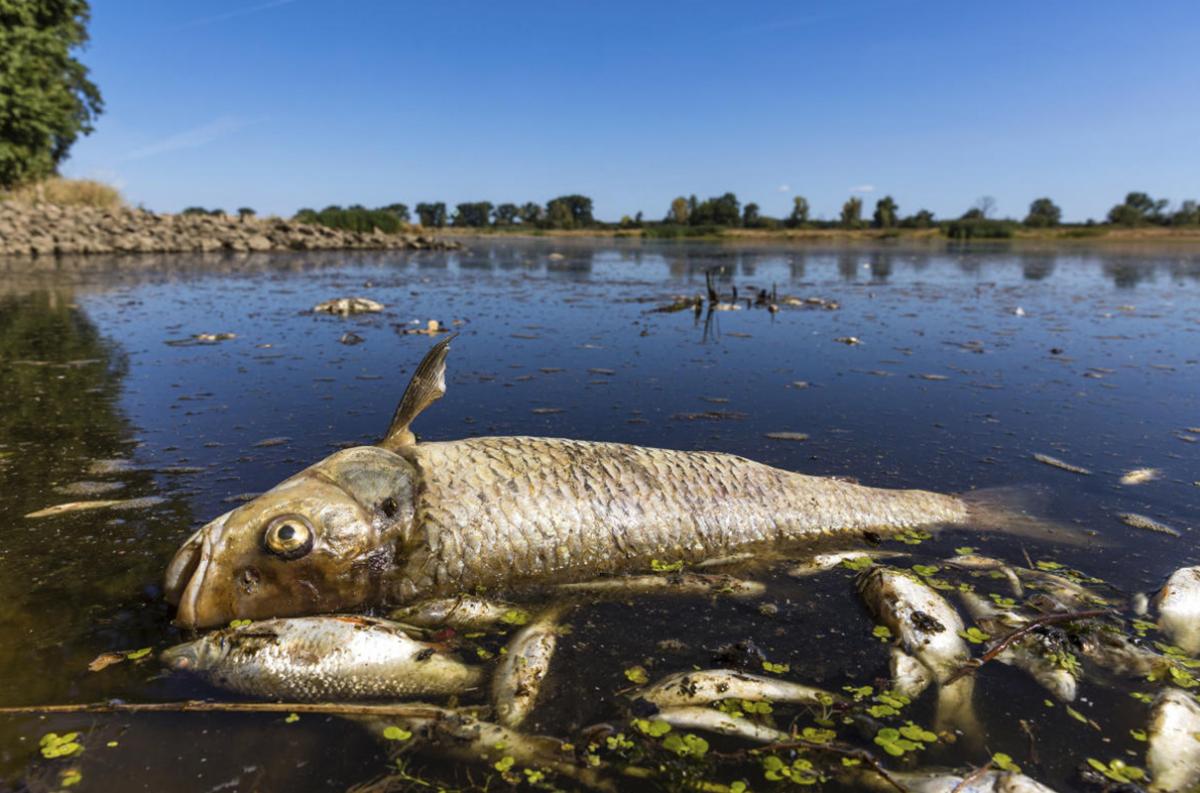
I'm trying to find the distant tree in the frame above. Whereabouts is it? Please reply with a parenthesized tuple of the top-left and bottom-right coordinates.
(668, 196, 689, 224)
(415, 202, 447, 228)
(742, 202, 761, 228)
(0, 0, 104, 187)
(840, 196, 863, 228)
(786, 196, 809, 228)
(452, 201, 494, 228)
(1107, 191, 1168, 226)
(518, 202, 543, 225)
(492, 203, 519, 226)
(1023, 198, 1061, 228)
(973, 196, 997, 219)
(872, 196, 898, 228)
(690, 192, 740, 226)
(634, 211, 643, 225)
(237, 207, 256, 219)
(380, 203, 410, 222)
(1172, 200, 1200, 226)
(687, 195, 698, 217)
(209, 208, 226, 217)
(181, 207, 209, 216)
(545, 194, 594, 229)
(900, 209, 935, 228)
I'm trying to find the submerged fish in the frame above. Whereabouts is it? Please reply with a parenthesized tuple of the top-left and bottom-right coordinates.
(786, 549, 908, 577)
(492, 608, 562, 728)
(638, 669, 836, 709)
(944, 553, 1024, 597)
(389, 596, 529, 631)
(1147, 688, 1200, 793)
(1156, 566, 1200, 655)
(654, 706, 789, 743)
(161, 615, 482, 700)
(855, 769, 1059, 793)
(557, 572, 765, 598)
(164, 336, 1073, 629)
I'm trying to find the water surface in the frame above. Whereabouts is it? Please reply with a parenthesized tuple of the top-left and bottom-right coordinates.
(1, 240, 1198, 791)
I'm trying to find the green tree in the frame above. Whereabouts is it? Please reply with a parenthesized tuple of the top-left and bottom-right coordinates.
(1023, 197, 1061, 228)
(742, 202, 761, 228)
(0, 0, 103, 187)
(840, 196, 863, 228)
(786, 196, 809, 228)
(1107, 191, 1168, 225)
(518, 202, 543, 225)
(492, 203, 519, 226)
(415, 202, 447, 228)
(452, 202, 494, 228)
(1172, 200, 1200, 226)
(690, 192, 740, 226)
(380, 203, 410, 222)
(667, 196, 689, 224)
(872, 196, 898, 228)
(900, 209, 935, 228)
(545, 194, 594, 228)
(237, 207, 256, 219)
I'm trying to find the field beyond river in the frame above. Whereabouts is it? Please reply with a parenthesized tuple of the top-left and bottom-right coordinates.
(0, 238, 1197, 792)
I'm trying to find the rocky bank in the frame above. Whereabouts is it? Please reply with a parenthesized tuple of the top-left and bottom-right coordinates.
(0, 202, 460, 256)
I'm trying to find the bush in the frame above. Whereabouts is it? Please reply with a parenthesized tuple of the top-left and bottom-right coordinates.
(643, 224, 725, 239)
(2, 177, 123, 208)
(942, 218, 1017, 240)
(292, 204, 406, 234)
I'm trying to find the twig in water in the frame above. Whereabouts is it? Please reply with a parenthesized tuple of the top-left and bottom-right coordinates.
(944, 609, 1106, 685)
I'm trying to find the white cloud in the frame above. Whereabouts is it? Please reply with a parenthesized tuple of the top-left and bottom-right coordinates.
(849, 184, 876, 194)
(777, 184, 791, 193)
(122, 117, 250, 161)
(177, 0, 299, 29)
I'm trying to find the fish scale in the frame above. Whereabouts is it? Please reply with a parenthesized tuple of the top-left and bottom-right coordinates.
(394, 436, 966, 600)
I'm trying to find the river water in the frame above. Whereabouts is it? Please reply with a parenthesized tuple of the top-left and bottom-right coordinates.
(0, 240, 1197, 792)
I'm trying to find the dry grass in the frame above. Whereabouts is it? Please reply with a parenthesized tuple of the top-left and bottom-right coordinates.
(2, 178, 126, 209)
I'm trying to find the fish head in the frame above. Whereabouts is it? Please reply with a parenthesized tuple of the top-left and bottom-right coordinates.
(161, 633, 229, 672)
(164, 446, 417, 629)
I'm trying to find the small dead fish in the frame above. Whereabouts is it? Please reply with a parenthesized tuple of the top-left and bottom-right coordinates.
(402, 319, 449, 336)
(654, 706, 789, 744)
(692, 552, 756, 570)
(492, 609, 561, 728)
(1156, 566, 1200, 655)
(763, 431, 808, 442)
(958, 591, 1077, 702)
(557, 572, 765, 598)
(638, 669, 836, 709)
(944, 553, 1024, 596)
(858, 567, 968, 682)
(1032, 453, 1091, 475)
(194, 332, 236, 343)
(390, 596, 529, 631)
(1120, 467, 1161, 486)
(1147, 688, 1200, 793)
(1120, 512, 1181, 538)
(834, 336, 862, 345)
(25, 496, 164, 519)
(161, 616, 482, 701)
(863, 769, 1060, 793)
(313, 297, 384, 315)
(787, 550, 908, 577)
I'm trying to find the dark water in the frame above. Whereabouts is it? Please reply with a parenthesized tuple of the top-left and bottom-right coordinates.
(0, 240, 1197, 792)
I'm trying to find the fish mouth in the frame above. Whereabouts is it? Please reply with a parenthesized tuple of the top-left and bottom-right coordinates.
(165, 515, 230, 629)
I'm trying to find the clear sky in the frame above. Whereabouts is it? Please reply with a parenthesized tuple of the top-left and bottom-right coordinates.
(64, 1, 1199, 222)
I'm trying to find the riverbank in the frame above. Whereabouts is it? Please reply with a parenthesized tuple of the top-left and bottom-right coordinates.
(442, 225, 1200, 245)
(0, 202, 460, 257)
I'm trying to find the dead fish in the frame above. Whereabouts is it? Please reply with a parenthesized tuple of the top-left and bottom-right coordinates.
(653, 706, 789, 744)
(390, 596, 529, 631)
(638, 669, 836, 709)
(194, 332, 236, 343)
(692, 552, 756, 569)
(161, 616, 481, 701)
(557, 572, 765, 598)
(1155, 566, 1200, 655)
(787, 550, 908, 577)
(401, 319, 449, 336)
(834, 336, 862, 345)
(1032, 453, 1091, 475)
(164, 335, 1078, 629)
(957, 591, 1077, 701)
(944, 553, 1024, 596)
(1120, 467, 1161, 486)
(492, 609, 562, 728)
(1147, 688, 1200, 793)
(25, 496, 163, 519)
(313, 297, 384, 315)
(856, 769, 1060, 793)
(763, 431, 808, 442)
(1120, 512, 1182, 538)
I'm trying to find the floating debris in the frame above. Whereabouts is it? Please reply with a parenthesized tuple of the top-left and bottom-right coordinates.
(402, 319, 449, 336)
(1033, 453, 1091, 475)
(1119, 467, 1161, 485)
(781, 296, 839, 310)
(252, 437, 290, 448)
(651, 296, 703, 313)
(919, 373, 949, 381)
(531, 407, 564, 415)
(670, 410, 747, 421)
(764, 431, 808, 442)
(25, 496, 164, 519)
(313, 297, 384, 315)
(194, 332, 236, 343)
(339, 331, 365, 345)
(1119, 512, 1181, 538)
(53, 481, 125, 496)
(834, 336, 862, 345)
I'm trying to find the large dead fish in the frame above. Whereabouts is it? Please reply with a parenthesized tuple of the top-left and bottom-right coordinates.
(164, 336, 1076, 628)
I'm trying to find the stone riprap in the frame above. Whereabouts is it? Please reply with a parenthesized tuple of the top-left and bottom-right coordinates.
(0, 203, 459, 256)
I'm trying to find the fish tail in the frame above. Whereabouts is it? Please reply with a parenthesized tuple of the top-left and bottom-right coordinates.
(381, 334, 456, 450)
(960, 485, 1094, 547)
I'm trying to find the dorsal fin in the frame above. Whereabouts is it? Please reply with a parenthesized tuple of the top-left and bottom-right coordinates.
(379, 334, 456, 450)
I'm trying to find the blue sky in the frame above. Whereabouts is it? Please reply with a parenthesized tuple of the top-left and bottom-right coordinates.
(65, 1, 1199, 222)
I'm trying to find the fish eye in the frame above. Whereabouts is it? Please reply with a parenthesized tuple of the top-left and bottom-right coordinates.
(262, 515, 314, 560)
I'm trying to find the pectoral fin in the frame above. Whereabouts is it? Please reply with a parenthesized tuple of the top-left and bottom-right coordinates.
(380, 334, 456, 450)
